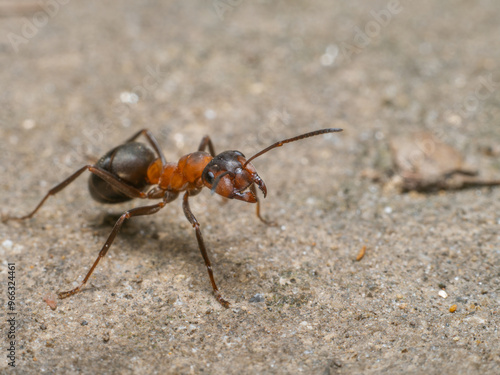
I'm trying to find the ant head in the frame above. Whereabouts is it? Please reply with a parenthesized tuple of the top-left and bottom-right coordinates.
(202, 150, 267, 203)
(201, 128, 343, 203)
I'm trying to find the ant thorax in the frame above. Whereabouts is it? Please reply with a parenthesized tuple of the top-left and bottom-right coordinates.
(147, 151, 213, 192)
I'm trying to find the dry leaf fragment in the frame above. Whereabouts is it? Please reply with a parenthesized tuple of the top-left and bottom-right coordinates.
(388, 132, 500, 192)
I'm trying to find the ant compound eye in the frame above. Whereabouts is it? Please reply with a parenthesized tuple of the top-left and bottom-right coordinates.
(206, 171, 215, 184)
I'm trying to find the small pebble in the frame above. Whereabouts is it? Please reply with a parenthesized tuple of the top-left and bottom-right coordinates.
(320, 52, 336, 66)
(438, 290, 448, 299)
(449, 304, 457, 313)
(204, 109, 217, 120)
(120, 91, 138, 104)
(249, 293, 265, 303)
(22, 119, 36, 129)
(2, 239, 13, 250)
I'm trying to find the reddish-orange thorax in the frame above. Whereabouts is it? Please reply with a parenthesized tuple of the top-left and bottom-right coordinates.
(146, 151, 213, 192)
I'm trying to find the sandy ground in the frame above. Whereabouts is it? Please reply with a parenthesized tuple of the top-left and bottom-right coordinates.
(0, 1, 499, 374)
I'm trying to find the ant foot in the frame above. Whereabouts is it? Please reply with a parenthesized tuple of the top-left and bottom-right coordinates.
(2, 214, 31, 223)
(58, 286, 82, 299)
(258, 216, 278, 227)
(215, 293, 230, 308)
(2, 213, 18, 223)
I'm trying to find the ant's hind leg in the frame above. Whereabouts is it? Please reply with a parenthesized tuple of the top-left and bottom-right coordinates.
(4, 165, 147, 222)
(58, 199, 170, 299)
(182, 191, 229, 308)
(125, 129, 166, 165)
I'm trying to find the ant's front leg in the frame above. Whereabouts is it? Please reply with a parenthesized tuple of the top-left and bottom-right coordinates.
(198, 135, 216, 157)
(182, 191, 230, 308)
(58, 195, 175, 299)
(3, 165, 148, 222)
(249, 184, 277, 226)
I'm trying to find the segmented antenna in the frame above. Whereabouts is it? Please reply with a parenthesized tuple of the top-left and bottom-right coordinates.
(243, 128, 343, 167)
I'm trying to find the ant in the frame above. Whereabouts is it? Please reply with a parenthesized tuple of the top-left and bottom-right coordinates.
(4, 127, 342, 307)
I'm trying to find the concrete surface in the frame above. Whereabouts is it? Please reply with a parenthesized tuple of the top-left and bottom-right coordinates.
(0, 1, 499, 374)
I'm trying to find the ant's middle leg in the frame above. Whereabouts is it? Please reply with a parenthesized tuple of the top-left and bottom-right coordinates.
(58, 198, 171, 299)
(198, 135, 216, 157)
(4, 165, 148, 221)
(182, 191, 229, 308)
(125, 129, 166, 165)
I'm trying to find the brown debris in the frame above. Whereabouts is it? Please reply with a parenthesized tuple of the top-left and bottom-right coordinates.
(387, 132, 500, 192)
(356, 245, 366, 261)
(43, 293, 58, 310)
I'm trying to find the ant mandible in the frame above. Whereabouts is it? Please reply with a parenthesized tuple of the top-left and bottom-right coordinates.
(5, 127, 342, 308)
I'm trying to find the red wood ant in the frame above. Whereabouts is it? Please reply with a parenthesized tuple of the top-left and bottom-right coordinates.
(5, 128, 342, 307)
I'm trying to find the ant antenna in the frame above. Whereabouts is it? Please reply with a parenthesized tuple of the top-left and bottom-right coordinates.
(243, 128, 343, 167)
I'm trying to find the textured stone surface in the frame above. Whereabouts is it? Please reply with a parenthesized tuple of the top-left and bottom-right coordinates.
(1, 1, 499, 374)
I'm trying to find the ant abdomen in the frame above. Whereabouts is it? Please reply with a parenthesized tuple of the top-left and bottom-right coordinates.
(89, 142, 156, 203)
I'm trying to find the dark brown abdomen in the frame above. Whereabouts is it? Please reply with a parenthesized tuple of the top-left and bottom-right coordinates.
(88, 142, 156, 203)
